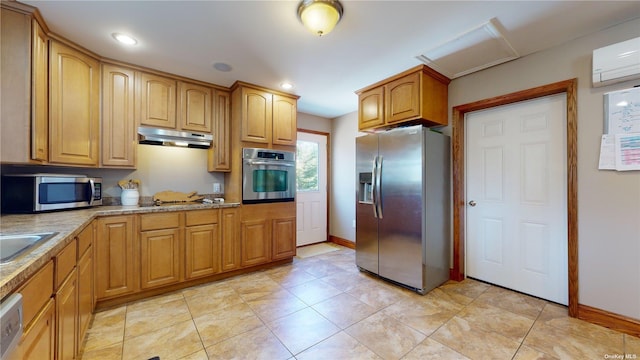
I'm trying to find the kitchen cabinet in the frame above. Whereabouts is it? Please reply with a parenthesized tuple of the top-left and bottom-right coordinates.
(101, 63, 136, 168)
(137, 71, 177, 129)
(139, 212, 182, 289)
(56, 268, 77, 360)
(17, 298, 56, 360)
(208, 90, 231, 172)
(76, 223, 94, 355)
(95, 215, 138, 300)
(0, 5, 48, 164)
(240, 219, 271, 267)
(221, 207, 241, 271)
(185, 209, 220, 279)
(231, 81, 299, 146)
(49, 40, 100, 166)
(356, 65, 450, 131)
(179, 81, 212, 133)
(271, 217, 296, 260)
(241, 202, 296, 266)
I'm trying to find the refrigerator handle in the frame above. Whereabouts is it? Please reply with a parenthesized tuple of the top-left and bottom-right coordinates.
(375, 156, 383, 219)
(371, 156, 379, 218)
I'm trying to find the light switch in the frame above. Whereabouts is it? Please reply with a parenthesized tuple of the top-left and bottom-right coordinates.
(213, 183, 221, 193)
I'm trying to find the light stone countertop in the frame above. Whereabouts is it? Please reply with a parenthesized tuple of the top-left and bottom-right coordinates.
(0, 202, 240, 300)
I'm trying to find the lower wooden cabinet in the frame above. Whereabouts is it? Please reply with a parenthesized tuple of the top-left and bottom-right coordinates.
(95, 215, 137, 300)
(16, 298, 56, 360)
(56, 268, 78, 360)
(185, 209, 221, 279)
(240, 219, 271, 267)
(77, 243, 93, 351)
(272, 217, 296, 260)
(140, 228, 182, 289)
(221, 208, 241, 271)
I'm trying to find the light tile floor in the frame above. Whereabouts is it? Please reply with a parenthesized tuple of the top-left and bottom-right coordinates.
(80, 245, 640, 360)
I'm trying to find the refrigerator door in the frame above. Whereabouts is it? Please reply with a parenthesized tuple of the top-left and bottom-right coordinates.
(378, 125, 424, 289)
(356, 134, 379, 274)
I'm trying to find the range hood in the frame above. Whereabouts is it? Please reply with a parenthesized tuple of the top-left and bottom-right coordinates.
(138, 127, 213, 149)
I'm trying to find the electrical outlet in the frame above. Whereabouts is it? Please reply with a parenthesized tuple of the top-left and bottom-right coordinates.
(352, 219, 356, 228)
(213, 183, 221, 193)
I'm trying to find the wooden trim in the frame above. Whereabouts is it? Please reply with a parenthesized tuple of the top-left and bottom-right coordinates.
(577, 304, 640, 337)
(329, 235, 355, 249)
(451, 79, 579, 316)
(297, 128, 331, 244)
(231, 80, 300, 99)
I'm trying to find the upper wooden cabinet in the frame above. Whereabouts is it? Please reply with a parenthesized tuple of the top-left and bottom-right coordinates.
(179, 81, 212, 133)
(137, 71, 177, 129)
(0, 5, 48, 164)
(208, 90, 231, 172)
(356, 65, 450, 131)
(49, 40, 100, 166)
(101, 64, 136, 168)
(232, 81, 299, 147)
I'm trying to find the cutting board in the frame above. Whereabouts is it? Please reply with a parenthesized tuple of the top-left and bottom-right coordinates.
(153, 190, 204, 204)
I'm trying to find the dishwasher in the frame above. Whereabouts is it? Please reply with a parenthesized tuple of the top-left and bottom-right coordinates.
(0, 293, 23, 360)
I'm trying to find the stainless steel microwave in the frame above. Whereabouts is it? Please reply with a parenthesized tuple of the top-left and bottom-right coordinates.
(1, 174, 102, 213)
(242, 148, 296, 204)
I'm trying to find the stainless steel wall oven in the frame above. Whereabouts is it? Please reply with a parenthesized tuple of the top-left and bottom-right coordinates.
(242, 148, 295, 204)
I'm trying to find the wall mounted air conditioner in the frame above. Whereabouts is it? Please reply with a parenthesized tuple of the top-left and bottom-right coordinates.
(592, 37, 640, 87)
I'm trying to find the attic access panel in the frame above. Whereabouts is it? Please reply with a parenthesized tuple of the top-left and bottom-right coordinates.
(416, 19, 519, 79)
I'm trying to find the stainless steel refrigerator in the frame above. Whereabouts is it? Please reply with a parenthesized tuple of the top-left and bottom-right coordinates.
(356, 125, 450, 294)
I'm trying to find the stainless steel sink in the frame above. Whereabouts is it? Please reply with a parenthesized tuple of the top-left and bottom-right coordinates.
(0, 232, 58, 264)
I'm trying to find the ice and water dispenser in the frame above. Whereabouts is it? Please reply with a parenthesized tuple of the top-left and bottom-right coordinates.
(358, 172, 373, 203)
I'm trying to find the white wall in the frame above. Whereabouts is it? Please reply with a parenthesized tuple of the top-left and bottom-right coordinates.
(298, 112, 332, 133)
(329, 111, 359, 241)
(326, 18, 640, 320)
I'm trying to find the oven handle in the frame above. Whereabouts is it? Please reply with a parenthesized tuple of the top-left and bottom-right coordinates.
(245, 160, 295, 167)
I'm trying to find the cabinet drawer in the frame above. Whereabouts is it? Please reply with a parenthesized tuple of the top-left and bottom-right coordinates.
(77, 224, 93, 258)
(17, 260, 54, 329)
(140, 212, 181, 231)
(185, 209, 219, 226)
(55, 239, 76, 289)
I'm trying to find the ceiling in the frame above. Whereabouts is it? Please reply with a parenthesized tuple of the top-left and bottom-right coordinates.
(21, 1, 640, 119)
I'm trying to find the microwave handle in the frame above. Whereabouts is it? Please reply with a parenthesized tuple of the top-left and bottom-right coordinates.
(88, 179, 96, 205)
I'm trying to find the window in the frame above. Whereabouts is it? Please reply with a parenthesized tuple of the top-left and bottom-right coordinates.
(296, 140, 319, 191)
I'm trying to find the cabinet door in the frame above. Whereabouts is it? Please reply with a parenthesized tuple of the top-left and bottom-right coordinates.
(31, 19, 48, 162)
(77, 247, 92, 352)
(221, 208, 241, 271)
(140, 228, 181, 289)
(358, 86, 385, 131)
(272, 95, 297, 145)
(56, 268, 78, 360)
(102, 64, 136, 168)
(138, 72, 176, 128)
(384, 72, 420, 124)
(185, 224, 220, 279)
(179, 81, 212, 132)
(209, 90, 231, 172)
(240, 87, 272, 144)
(240, 219, 270, 267)
(49, 40, 100, 166)
(18, 298, 56, 360)
(272, 217, 296, 260)
(95, 216, 137, 300)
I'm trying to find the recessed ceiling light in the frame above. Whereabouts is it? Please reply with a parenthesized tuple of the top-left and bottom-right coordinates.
(280, 82, 294, 90)
(112, 33, 137, 46)
(213, 62, 232, 72)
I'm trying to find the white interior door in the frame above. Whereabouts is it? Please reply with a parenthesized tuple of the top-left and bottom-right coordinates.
(296, 131, 328, 246)
(466, 94, 568, 305)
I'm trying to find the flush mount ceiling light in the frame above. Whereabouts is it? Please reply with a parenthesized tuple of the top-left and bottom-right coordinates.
(297, 0, 343, 37)
(280, 82, 294, 90)
(112, 33, 137, 46)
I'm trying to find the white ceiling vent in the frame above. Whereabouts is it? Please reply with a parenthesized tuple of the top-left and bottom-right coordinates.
(416, 19, 519, 79)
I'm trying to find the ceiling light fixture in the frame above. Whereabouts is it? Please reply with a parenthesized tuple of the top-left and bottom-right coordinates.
(280, 82, 294, 90)
(297, 0, 343, 37)
(112, 33, 137, 46)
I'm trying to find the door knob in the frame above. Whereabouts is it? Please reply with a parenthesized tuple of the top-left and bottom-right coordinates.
(468, 200, 477, 207)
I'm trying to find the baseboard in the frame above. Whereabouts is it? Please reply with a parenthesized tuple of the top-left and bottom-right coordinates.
(329, 235, 355, 249)
(577, 303, 640, 337)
